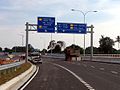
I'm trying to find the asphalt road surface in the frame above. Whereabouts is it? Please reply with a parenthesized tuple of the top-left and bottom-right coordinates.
(23, 57, 120, 90)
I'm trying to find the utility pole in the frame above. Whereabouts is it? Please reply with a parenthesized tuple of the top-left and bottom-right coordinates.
(25, 22, 29, 63)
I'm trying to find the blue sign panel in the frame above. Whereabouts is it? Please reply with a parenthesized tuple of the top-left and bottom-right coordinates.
(57, 23, 87, 34)
(37, 17, 55, 33)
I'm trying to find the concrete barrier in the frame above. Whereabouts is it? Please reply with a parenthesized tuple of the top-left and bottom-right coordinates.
(0, 63, 36, 90)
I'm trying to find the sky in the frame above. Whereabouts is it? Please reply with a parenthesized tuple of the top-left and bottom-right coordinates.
(0, 0, 120, 50)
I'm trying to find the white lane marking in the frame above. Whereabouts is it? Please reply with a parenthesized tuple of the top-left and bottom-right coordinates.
(111, 71, 118, 74)
(20, 66, 39, 90)
(99, 68, 104, 71)
(53, 63, 95, 90)
(91, 66, 95, 68)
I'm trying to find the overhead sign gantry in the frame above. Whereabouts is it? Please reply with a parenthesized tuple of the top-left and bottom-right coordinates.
(25, 17, 94, 62)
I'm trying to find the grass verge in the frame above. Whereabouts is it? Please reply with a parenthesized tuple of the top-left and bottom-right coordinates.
(0, 62, 31, 85)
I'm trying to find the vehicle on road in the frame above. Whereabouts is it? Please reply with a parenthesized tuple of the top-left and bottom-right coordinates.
(32, 57, 42, 64)
(29, 52, 42, 64)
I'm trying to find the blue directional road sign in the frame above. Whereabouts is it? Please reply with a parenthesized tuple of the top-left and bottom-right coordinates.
(37, 17, 55, 33)
(57, 23, 87, 34)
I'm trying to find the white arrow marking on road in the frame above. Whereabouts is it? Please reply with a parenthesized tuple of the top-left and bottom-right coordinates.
(53, 63, 95, 90)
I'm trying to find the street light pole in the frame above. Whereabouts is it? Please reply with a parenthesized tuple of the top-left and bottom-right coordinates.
(71, 9, 97, 56)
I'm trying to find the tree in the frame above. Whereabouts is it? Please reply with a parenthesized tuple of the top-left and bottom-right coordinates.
(0, 47, 2, 52)
(12, 46, 26, 52)
(41, 49, 47, 54)
(47, 40, 66, 53)
(115, 36, 120, 50)
(57, 41, 66, 50)
(99, 35, 114, 54)
(47, 40, 56, 50)
(52, 45, 61, 53)
(3, 47, 12, 53)
(85, 47, 99, 54)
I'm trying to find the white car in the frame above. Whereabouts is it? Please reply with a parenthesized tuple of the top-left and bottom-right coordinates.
(32, 57, 42, 64)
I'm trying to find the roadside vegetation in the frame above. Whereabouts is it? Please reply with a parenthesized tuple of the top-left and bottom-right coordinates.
(45, 35, 120, 54)
(0, 62, 31, 85)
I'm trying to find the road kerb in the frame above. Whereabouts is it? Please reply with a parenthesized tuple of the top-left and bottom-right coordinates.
(0, 63, 36, 90)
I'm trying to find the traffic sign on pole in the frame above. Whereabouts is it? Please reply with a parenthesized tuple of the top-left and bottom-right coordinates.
(57, 23, 87, 34)
(37, 17, 55, 33)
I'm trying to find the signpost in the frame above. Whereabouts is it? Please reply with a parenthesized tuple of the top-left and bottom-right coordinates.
(37, 17, 55, 33)
(57, 23, 87, 34)
(25, 17, 94, 62)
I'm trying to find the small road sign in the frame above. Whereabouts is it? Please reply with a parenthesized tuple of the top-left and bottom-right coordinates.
(57, 23, 87, 34)
(37, 17, 55, 33)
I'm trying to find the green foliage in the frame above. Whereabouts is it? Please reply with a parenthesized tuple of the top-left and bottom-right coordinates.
(12, 46, 26, 52)
(85, 47, 99, 54)
(0, 47, 2, 52)
(99, 36, 114, 54)
(47, 40, 66, 53)
(52, 45, 61, 53)
(3, 48, 12, 52)
(41, 49, 47, 54)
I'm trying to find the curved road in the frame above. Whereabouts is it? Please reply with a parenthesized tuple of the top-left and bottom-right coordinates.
(23, 58, 88, 90)
(23, 57, 120, 90)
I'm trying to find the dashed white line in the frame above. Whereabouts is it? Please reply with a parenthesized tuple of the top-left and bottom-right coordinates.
(53, 63, 95, 90)
(99, 68, 104, 71)
(91, 66, 95, 68)
(111, 71, 118, 74)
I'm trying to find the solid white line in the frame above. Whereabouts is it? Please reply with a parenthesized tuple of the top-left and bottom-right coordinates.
(20, 66, 39, 90)
(53, 63, 95, 90)
(111, 71, 118, 74)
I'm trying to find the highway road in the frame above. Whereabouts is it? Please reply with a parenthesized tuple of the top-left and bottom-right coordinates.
(23, 57, 120, 90)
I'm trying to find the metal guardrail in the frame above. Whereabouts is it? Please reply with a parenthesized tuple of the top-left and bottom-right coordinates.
(0, 60, 25, 71)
